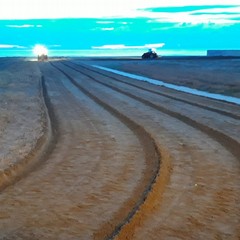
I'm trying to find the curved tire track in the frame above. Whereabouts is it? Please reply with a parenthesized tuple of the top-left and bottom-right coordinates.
(51, 62, 240, 239)
(66, 61, 240, 120)
(56, 62, 240, 161)
(0, 76, 57, 191)
(50, 62, 165, 240)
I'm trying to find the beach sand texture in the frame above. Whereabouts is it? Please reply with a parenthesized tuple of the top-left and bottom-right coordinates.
(0, 57, 239, 239)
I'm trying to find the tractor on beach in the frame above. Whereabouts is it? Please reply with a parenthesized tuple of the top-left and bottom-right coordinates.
(38, 54, 48, 61)
(142, 48, 159, 59)
(33, 45, 48, 61)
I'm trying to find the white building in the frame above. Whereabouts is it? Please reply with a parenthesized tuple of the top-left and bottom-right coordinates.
(207, 50, 240, 57)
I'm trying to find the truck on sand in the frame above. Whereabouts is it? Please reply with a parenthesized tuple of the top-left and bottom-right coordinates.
(37, 54, 48, 61)
(142, 48, 159, 59)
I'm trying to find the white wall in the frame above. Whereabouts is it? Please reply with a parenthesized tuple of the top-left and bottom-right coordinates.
(207, 50, 240, 56)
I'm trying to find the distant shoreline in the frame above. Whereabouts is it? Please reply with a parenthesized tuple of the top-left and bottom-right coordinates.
(1, 56, 240, 60)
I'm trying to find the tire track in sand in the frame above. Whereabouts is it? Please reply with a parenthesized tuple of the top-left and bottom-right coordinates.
(53, 62, 240, 239)
(0, 75, 57, 191)
(59, 62, 240, 161)
(50, 63, 170, 240)
(66, 61, 240, 120)
(0, 62, 159, 239)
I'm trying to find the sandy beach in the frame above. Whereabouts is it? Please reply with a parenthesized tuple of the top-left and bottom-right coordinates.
(0, 57, 239, 239)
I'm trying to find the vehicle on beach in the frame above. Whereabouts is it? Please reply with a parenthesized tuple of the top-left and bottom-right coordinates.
(33, 45, 48, 61)
(142, 48, 159, 59)
(38, 54, 48, 61)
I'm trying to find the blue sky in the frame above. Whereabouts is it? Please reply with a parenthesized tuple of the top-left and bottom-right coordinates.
(0, 0, 240, 56)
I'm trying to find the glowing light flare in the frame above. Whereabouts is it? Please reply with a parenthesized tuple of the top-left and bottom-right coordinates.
(33, 45, 48, 56)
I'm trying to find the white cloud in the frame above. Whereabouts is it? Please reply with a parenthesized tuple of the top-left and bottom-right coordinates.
(191, 6, 240, 14)
(0, 0, 239, 19)
(96, 21, 115, 24)
(101, 27, 114, 31)
(146, 43, 166, 48)
(6, 24, 35, 28)
(0, 44, 26, 49)
(0, 0, 139, 19)
(143, 5, 240, 25)
(92, 43, 165, 49)
(92, 44, 126, 49)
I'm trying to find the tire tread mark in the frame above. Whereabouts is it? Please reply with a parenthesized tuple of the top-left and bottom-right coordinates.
(60, 62, 240, 161)
(0, 75, 57, 192)
(66, 61, 240, 120)
(50, 62, 162, 240)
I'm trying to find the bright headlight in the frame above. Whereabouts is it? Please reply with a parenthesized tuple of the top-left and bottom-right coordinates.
(33, 45, 48, 55)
